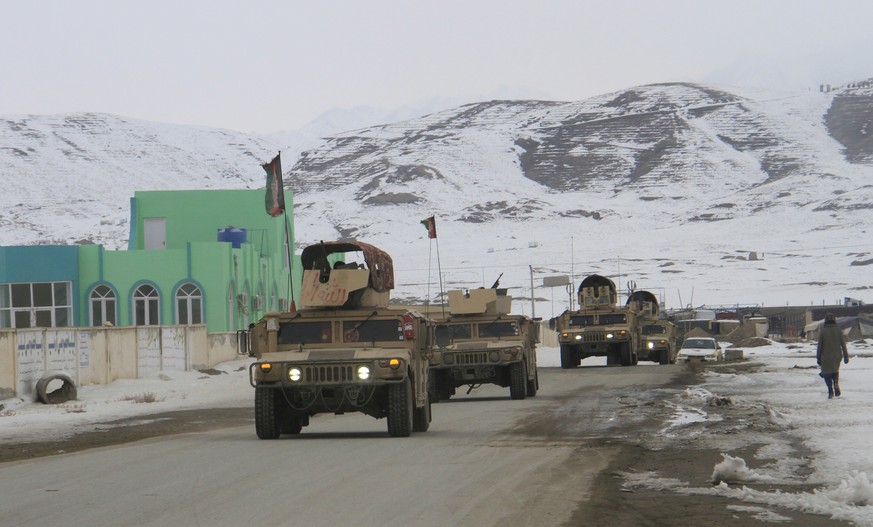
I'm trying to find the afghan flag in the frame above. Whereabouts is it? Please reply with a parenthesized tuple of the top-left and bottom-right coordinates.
(263, 153, 285, 216)
(421, 216, 437, 239)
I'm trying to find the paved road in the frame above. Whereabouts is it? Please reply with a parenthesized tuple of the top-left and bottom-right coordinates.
(0, 364, 852, 526)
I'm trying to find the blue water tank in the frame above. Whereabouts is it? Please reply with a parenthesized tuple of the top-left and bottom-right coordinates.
(217, 227, 247, 248)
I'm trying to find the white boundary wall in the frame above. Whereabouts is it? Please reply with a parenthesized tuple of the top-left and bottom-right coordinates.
(0, 326, 240, 399)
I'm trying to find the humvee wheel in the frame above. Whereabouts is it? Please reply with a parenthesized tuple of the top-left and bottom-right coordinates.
(255, 385, 281, 440)
(282, 415, 304, 435)
(659, 350, 670, 365)
(559, 346, 576, 369)
(430, 370, 453, 402)
(526, 366, 538, 397)
(413, 392, 431, 433)
(509, 361, 527, 400)
(387, 378, 414, 437)
(620, 346, 633, 367)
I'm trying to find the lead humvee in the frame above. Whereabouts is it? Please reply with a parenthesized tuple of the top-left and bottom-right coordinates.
(240, 241, 433, 438)
(427, 287, 539, 401)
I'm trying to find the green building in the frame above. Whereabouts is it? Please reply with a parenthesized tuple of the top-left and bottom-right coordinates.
(0, 189, 300, 333)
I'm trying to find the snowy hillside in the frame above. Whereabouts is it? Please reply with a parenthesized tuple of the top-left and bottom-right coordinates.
(2, 82, 872, 311)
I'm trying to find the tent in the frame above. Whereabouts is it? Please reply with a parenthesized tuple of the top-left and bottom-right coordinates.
(803, 316, 873, 342)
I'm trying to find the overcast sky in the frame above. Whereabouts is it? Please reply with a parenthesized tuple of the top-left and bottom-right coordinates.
(3, 0, 873, 133)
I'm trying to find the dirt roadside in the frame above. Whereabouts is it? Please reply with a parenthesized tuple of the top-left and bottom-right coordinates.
(0, 407, 253, 463)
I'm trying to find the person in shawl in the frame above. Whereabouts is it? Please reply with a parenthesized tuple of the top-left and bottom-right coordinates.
(816, 313, 850, 398)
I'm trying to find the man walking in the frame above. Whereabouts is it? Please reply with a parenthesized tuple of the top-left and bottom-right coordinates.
(816, 313, 850, 399)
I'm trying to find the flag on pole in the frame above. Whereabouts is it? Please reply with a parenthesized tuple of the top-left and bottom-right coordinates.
(420, 216, 437, 239)
(263, 153, 285, 216)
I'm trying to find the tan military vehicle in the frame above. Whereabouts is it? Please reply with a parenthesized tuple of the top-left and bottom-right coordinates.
(241, 241, 433, 438)
(555, 274, 641, 368)
(427, 286, 539, 401)
(630, 290, 678, 365)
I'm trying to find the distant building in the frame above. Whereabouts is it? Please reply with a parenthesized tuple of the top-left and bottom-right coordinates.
(0, 189, 300, 333)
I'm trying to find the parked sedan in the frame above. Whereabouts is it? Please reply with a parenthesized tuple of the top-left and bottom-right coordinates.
(677, 337, 724, 362)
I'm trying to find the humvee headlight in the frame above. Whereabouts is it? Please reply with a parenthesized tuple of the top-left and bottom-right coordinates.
(443, 354, 455, 365)
(574, 334, 582, 341)
(259, 363, 273, 373)
(489, 351, 500, 362)
(647, 341, 655, 349)
(606, 333, 614, 339)
(357, 365, 371, 380)
(388, 358, 401, 370)
(288, 367, 302, 382)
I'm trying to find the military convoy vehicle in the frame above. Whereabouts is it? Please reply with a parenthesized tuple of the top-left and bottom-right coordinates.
(630, 290, 678, 364)
(427, 286, 539, 401)
(554, 275, 674, 368)
(240, 241, 433, 438)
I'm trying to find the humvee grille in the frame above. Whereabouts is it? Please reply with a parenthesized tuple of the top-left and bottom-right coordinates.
(458, 352, 488, 365)
(302, 365, 356, 384)
(581, 333, 606, 343)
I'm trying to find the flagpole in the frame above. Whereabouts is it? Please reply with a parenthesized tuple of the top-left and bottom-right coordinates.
(426, 240, 432, 317)
(435, 230, 445, 318)
(283, 210, 296, 312)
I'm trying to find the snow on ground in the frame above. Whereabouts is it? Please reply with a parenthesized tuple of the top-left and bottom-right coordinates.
(0, 358, 253, 444)
(622, 338, 873, 525)
(2, 340, 873, 524)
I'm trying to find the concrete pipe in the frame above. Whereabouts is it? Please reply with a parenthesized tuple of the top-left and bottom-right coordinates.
(36, 372, 78, 404)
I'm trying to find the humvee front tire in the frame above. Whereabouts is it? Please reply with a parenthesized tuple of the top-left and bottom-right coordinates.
(526, 366, 538, 397)
(509, 361, 527, 400)
(560, 346, 576, 369)
(620, 345, 633, 367)
(430, 370, 453, 402)
(282, 415, 304, 435)
(387, 378, 414, 437)
(413, 392, 431, 433)
(659, 349, 670, 365)
(255, 385, 281, 440)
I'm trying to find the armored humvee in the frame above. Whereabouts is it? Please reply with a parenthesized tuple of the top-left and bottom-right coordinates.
(554, 274, 642, 368)
(427, 287, 539, 401)
(240, 241, 433, 438)
(630, 290, 678, 365)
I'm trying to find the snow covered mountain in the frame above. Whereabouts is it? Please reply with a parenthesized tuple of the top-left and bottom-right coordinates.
(2, 81, 872, 311)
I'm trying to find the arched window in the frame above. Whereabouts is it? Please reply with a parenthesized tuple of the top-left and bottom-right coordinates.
(133, 284, 160, 326)
(90, 285, 117, 326)
(176, 283, 203, 325)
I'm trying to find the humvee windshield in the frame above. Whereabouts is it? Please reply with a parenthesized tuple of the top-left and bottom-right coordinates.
(342, 319, 403, 342)
(642, 324, 666, 335)
(478, 321, 519, 338)
(278, 321, 332, 344)
(569, 315, 595, 327)
(438, 323, 473, 340)
(598, 314, 627, 325)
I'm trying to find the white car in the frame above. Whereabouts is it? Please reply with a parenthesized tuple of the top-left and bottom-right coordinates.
(677, 337, 724, 362)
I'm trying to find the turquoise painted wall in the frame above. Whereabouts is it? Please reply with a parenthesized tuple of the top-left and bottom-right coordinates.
(82, 189, 301, 332)
(0, 245, 81, 325)
(4, 189, 302, 332)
